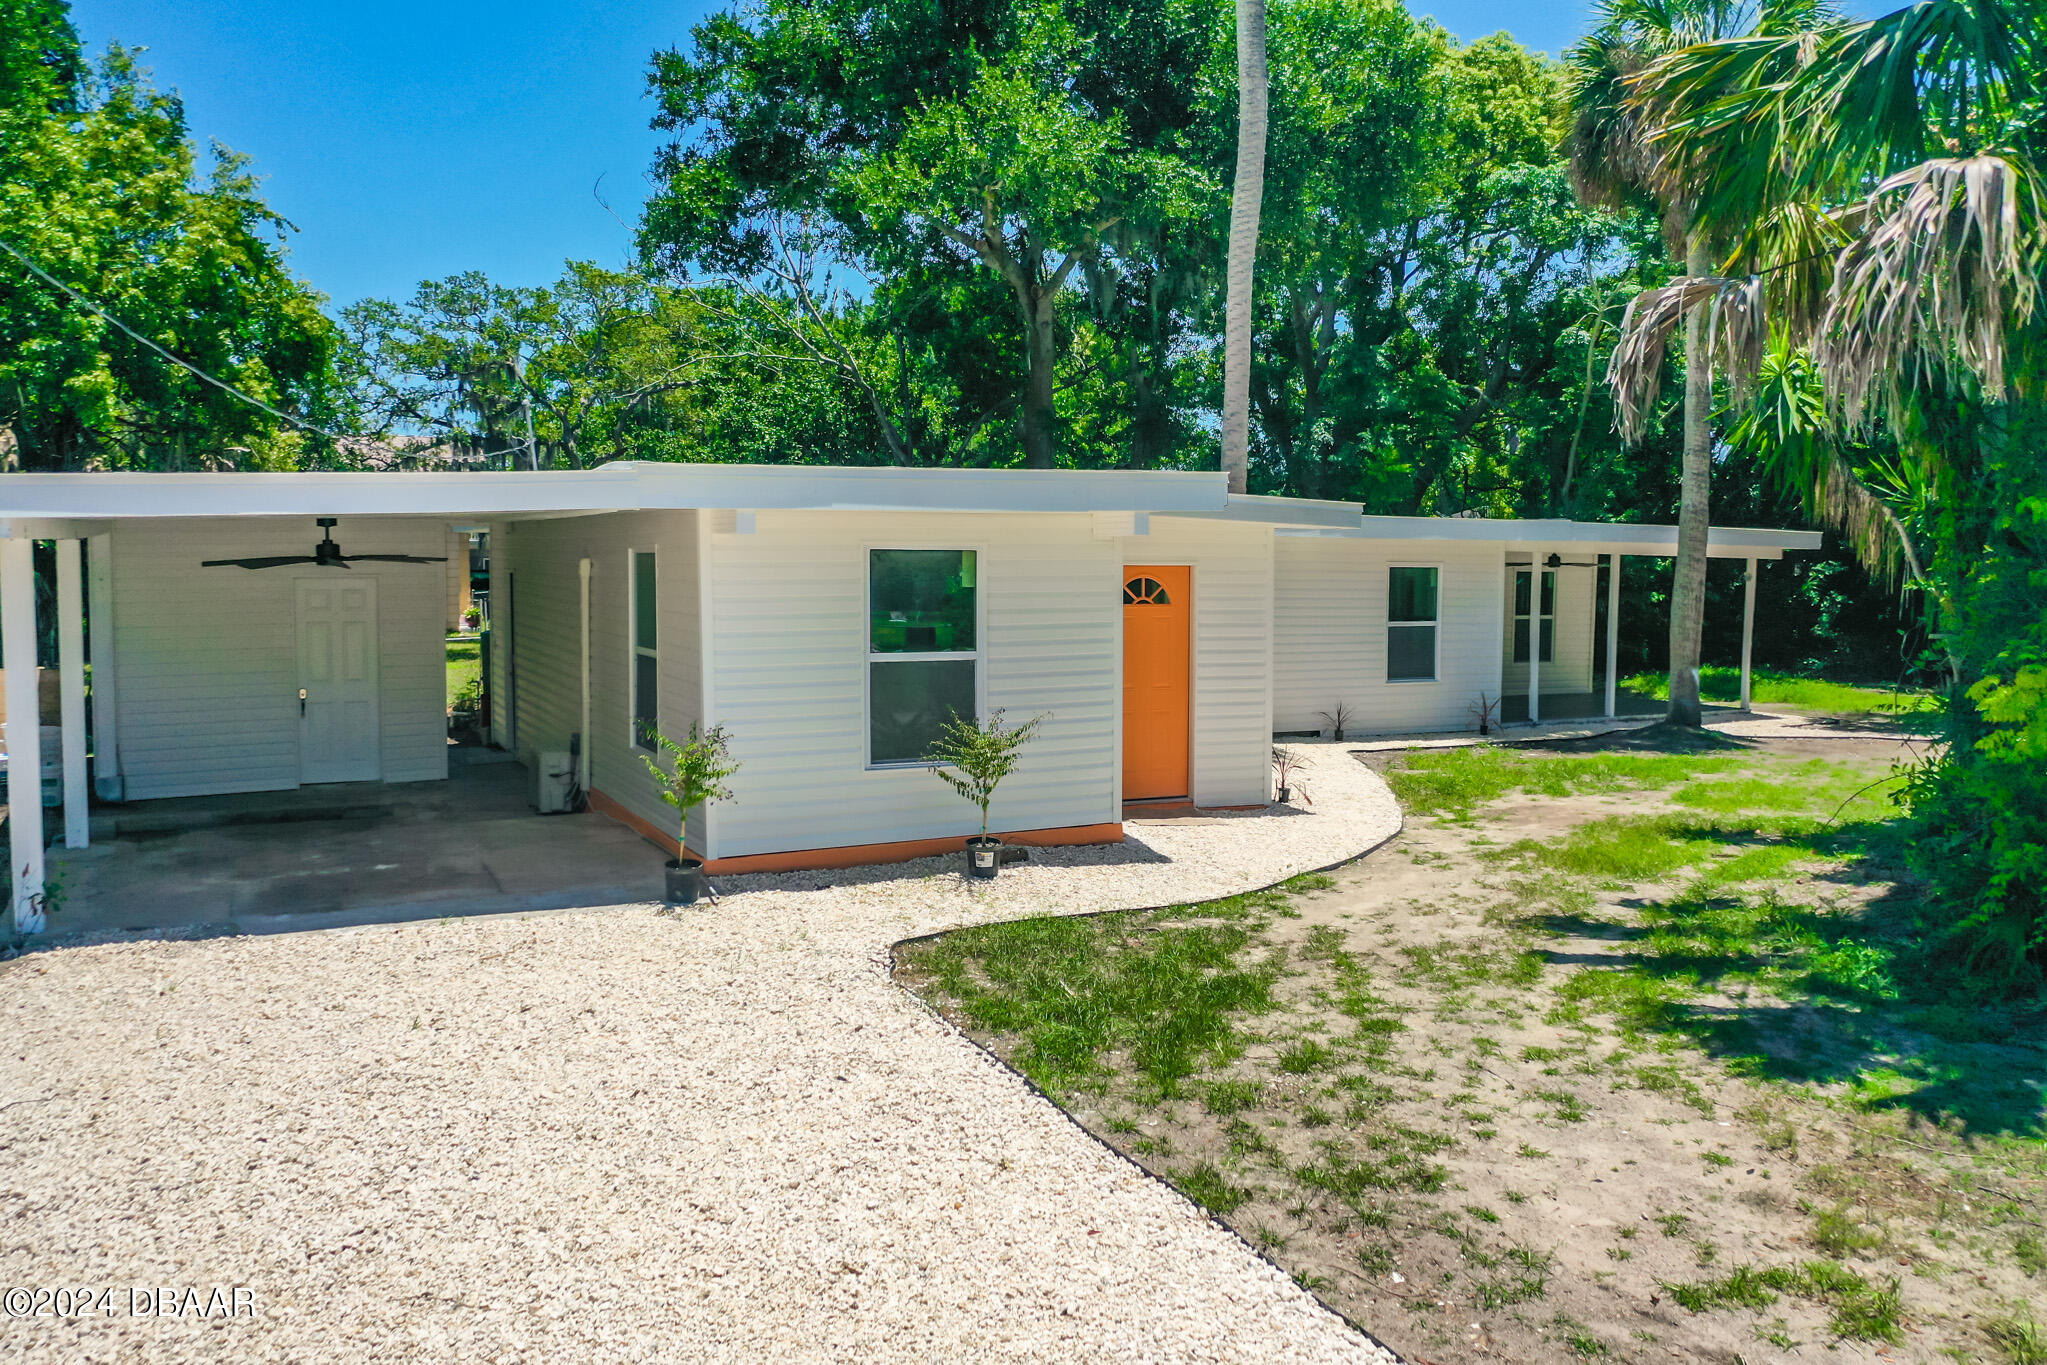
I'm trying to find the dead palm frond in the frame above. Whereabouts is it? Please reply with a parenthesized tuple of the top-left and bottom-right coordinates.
(1607, 273, 1768, 441)
(1817, 154, 2044, 427)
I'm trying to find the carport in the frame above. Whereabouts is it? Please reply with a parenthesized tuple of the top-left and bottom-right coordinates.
(0, 465, 675, 937)
(42, 749, 669, 940)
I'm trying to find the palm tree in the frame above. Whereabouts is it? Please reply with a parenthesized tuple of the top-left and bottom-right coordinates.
(1604, 0, 2041, 592)
(1563, 0, 1822, 727)
(1219, 0, 1267, 496)
(1606, 0, 2046, 977)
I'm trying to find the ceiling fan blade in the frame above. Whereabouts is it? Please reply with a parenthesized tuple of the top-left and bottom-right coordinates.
(200, 555, 320, 569)
(338, 554, 450, 564)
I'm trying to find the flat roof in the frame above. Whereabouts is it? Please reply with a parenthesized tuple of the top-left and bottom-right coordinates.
(0, 462, 1229, 523)
(1279, 515, 1823, 559)
(0, 464, 1824, 556)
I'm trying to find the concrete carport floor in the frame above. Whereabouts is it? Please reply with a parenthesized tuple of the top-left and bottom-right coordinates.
(38, 749, 669, 944)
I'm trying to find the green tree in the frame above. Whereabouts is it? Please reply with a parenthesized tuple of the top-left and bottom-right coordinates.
(0, 0, 339, 470)
(640, 0, 1221, 470)
(1614, 0, 2047, 978)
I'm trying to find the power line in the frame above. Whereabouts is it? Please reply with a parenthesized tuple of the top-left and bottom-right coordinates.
(0, 236, 538, 467)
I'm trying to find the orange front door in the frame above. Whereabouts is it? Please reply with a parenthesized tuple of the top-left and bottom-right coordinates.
(1122, 565, 1191, 801)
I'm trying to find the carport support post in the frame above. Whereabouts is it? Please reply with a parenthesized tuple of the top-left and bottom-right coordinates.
(2, 535, 46, 934)
(1604, 552, 1621, 718)
(1739, 556, 1757, 712)
(56, 538, 87, 848)
(1526, 549, 1542, 725)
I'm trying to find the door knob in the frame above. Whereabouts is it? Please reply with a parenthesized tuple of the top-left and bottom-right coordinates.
(299, 687, 308, 716)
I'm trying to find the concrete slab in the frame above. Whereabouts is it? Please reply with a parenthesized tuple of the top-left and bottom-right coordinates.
(40, 753, 669, 943)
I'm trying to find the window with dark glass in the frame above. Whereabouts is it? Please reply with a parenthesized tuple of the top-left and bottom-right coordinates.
(1387, 566, 1438, 682)
(868, 549, 977, 764)
(631, 551, 658, 749)
(1512, 568, 1555, 664)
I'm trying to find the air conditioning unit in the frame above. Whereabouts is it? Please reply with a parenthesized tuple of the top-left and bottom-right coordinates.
(534, 750, 575, 814)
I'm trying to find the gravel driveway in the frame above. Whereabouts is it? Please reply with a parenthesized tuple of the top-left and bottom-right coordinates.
(1, 744, 1399, 1363)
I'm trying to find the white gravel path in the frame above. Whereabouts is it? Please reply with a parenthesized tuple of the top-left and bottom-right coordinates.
(0, 744, 1400, 1364)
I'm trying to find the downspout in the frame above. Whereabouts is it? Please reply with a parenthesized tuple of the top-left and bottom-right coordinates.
(578, 557, 592, 798)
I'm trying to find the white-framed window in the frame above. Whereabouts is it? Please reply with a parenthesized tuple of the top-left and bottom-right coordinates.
(867, 548, 978, 766)
(630, 549, 658, 750)
(1387, 565, 1439, 682)
(1512, 568, 1555, 664)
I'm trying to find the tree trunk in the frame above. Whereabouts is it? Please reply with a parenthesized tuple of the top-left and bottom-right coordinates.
(1219, 0, 1267, 495)
(1021, 289, 1058, 469)
(1667, 232, 1713, 728)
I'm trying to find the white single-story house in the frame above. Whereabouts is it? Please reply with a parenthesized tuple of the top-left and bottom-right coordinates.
(0, 463, 1818, 931)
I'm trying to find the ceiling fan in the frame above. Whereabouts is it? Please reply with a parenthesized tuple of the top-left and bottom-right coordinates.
(201, 518, 449, 571)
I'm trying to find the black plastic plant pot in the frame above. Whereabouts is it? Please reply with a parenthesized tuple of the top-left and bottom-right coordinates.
(665, 857, 707, 906)
(965, 836, 1002, 880)
(1276, 786, 1292, 805)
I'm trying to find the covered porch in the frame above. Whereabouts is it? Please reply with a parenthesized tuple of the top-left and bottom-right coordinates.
(1497, 523, 1808, 728)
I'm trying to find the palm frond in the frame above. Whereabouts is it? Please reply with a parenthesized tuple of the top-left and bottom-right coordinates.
(1607, 273, 1769, 442)
(1817, 153, 2044, 427)
(1635, 0, 2035, 239)
(1725, 198, 1863, 334)
(1726, 333, 1926, 583)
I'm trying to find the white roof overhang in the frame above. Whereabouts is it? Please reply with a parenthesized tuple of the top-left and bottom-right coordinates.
(1166, 493, 1373, 529)
(0, 462, 1229, 528)
(0, 464, 1824, 558)
(1277, 515, 1822, 560)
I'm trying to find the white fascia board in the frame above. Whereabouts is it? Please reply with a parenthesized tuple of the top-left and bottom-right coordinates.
(1278, 515, 1822, 557)
(1168, 493, 1366, 529)
(0, 517, 106, 540)
(0, 462, 1228, 520)
(0, 467, 643, 519)
(645, 463, 1226, 513)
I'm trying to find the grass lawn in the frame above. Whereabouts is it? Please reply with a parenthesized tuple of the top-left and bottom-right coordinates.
(897, 736, 2045, 1364)
(446, 635, 480, 711)
(1621, 665, 1938, 716)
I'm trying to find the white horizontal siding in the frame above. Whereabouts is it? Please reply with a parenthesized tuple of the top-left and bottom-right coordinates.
(706, 511, 1119, 859)
(1274, 537, 1507, 736)
(1502, 560, 1597, 695)
(1129, 518, 1274, 807)
(499, 512, 702, 846)
(107, 516, 447, 800)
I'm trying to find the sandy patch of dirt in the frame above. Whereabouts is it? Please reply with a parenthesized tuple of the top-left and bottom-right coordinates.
(899, 731, 2045, 1364)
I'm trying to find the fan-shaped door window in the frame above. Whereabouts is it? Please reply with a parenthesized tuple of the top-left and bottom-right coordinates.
(1123, 575, 1171, 606)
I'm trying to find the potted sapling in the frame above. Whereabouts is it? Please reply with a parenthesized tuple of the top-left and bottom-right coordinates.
(1272, 745, 1312, 806)
(640, 722, 740, 906)
(926, 709, 1046, 880)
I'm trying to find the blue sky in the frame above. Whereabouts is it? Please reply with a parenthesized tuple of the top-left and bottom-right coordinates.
(69, 0, 1606, 309)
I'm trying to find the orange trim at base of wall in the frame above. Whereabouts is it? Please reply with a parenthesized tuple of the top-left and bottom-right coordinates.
(586, 787, 1124, 875)
(586, 787, 687, 859)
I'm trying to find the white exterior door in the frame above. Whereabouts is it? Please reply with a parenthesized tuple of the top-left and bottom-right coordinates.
(296, 578, 381, 784)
